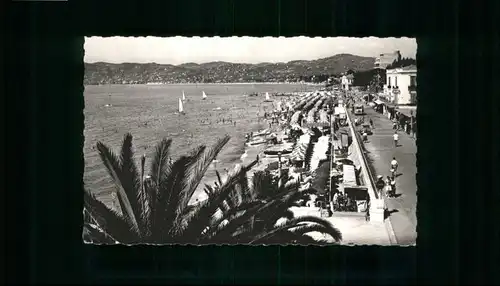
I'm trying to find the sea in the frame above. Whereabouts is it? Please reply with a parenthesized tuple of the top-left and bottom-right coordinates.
(84, 83, 319, 207)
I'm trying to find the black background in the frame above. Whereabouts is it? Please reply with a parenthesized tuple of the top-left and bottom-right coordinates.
(6, 0, 500, 284)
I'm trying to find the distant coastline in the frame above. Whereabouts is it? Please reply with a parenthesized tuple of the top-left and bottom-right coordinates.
(85, 82, 325, 86)
(84, 54, 375, 85)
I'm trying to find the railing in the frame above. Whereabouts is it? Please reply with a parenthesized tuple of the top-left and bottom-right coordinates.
(345, 109, 379, 200)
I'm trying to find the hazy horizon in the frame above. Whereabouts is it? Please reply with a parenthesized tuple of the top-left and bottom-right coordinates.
(85, 36, 417, 65)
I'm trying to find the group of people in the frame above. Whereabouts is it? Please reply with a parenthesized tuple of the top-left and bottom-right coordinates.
(332, 191, 357, 212)
(375, 157, 399, 198)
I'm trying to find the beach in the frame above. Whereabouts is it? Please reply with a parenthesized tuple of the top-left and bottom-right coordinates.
(84, 83, 317, 206)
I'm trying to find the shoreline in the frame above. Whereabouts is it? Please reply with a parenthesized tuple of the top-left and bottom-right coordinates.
(85, 82, 325, 87)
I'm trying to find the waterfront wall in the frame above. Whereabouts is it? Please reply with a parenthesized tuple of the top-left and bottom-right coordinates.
(345, 110, 385, 222)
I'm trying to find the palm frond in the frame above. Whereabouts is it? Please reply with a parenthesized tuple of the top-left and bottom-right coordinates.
(215, 170, 223, 186)
(235, 171, 253, 203)
(83, 189, 140, 243)
(96, 141, 141, 234)
(180, 162, 255, 242)
(83, 223, 117, 244)
(201, 201, 267, 244)
(170, 146, 207, 229)
(183, 135, 231, 210)
(119, 133, 147, 235)
(207, 192, 285, 242)
(288, 224, 342, 243)
(259, 231, 331, 245)
(203, 184, 216, 198)
(151, 154, 198, 241)
(141, 177, 156, 238)
(282, 209, 295, 220)
(149, 138, 173, 190)
(249, 215, 342, 244)
(208, 201, 265, 232)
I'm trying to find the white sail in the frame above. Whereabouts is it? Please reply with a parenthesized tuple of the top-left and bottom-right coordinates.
(265, 92, 271, 101)
(202, 91, 207, 99)
(182, 91, 186, 101)
(178, 98, 184, 113)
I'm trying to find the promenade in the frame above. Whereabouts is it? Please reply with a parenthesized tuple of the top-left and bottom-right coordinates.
(361, 105, 418, 245)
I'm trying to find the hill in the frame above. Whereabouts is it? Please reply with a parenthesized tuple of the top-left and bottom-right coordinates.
(84, 54, 375, 85)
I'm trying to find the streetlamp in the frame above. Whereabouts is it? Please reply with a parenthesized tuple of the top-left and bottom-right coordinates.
(410, 110, 414, 138)
(277, 151, 282, 171)
(277, 151, 283, 188)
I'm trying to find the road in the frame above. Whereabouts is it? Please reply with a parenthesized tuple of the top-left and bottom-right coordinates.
(356, 104, 417, 245)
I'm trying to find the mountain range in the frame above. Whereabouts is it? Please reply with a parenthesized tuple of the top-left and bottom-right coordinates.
(84, 53, 375, 85)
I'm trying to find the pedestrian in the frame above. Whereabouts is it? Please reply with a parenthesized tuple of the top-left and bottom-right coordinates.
(362, 130, 368, 142)
(390, 177, 397, 196)
(393, 131, 399, 147)
(375, 175, 385, 197)
(385, 176, 393, 197)
(369, 118, 374, 129)
(390, 157, 399, 175)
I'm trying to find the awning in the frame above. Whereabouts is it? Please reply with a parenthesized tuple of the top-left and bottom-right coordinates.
(374, 99, 384, 105)
(397, 107, 417, 118)
(291, 143, 308, 161)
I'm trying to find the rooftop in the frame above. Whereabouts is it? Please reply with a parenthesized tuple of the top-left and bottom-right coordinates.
(401, 64, 417, 71)
(387, 64, 417, 73)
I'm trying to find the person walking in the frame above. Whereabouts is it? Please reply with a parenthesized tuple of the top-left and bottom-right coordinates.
(393, 131, 399, 147)
(385, 176, 393, 197)
(369, 118, 374, 129)
(390, 157, 399, 176)
(362, 130, 368, 143)
(375, 175, 386, 198)
(390, 177, 397, 196)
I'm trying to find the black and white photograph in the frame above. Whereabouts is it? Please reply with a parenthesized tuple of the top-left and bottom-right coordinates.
(82, 36, 417, 246)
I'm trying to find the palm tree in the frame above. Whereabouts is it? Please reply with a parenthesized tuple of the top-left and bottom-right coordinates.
(200, 169, 342, 245)
(83, 133, 342, 245)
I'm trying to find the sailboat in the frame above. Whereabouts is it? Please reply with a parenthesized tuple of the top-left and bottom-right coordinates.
(264, 92, 272, 102)
(182, 91, 186, 101)
(202, 91, 207, 100)
(105, 94, 113, 107)
(178, 98, 185, 114)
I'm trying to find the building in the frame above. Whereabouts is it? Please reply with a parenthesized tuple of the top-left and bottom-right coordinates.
(383, 65, 417, 105)
(374, 51, 401, 69)
(341, 74, 354, 91)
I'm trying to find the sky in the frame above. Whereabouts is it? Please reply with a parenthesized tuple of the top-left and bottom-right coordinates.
(84, 36, 417, 65)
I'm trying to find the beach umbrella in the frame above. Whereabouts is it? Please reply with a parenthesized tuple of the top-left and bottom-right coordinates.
(291, 143, 308, 161)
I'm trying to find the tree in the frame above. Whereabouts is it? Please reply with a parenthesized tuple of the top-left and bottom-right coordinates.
(369, 72, 384, 93)
(84, 133, 342, 245)
(203, 168, 342, 245)
(387, 57, 416, 69)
